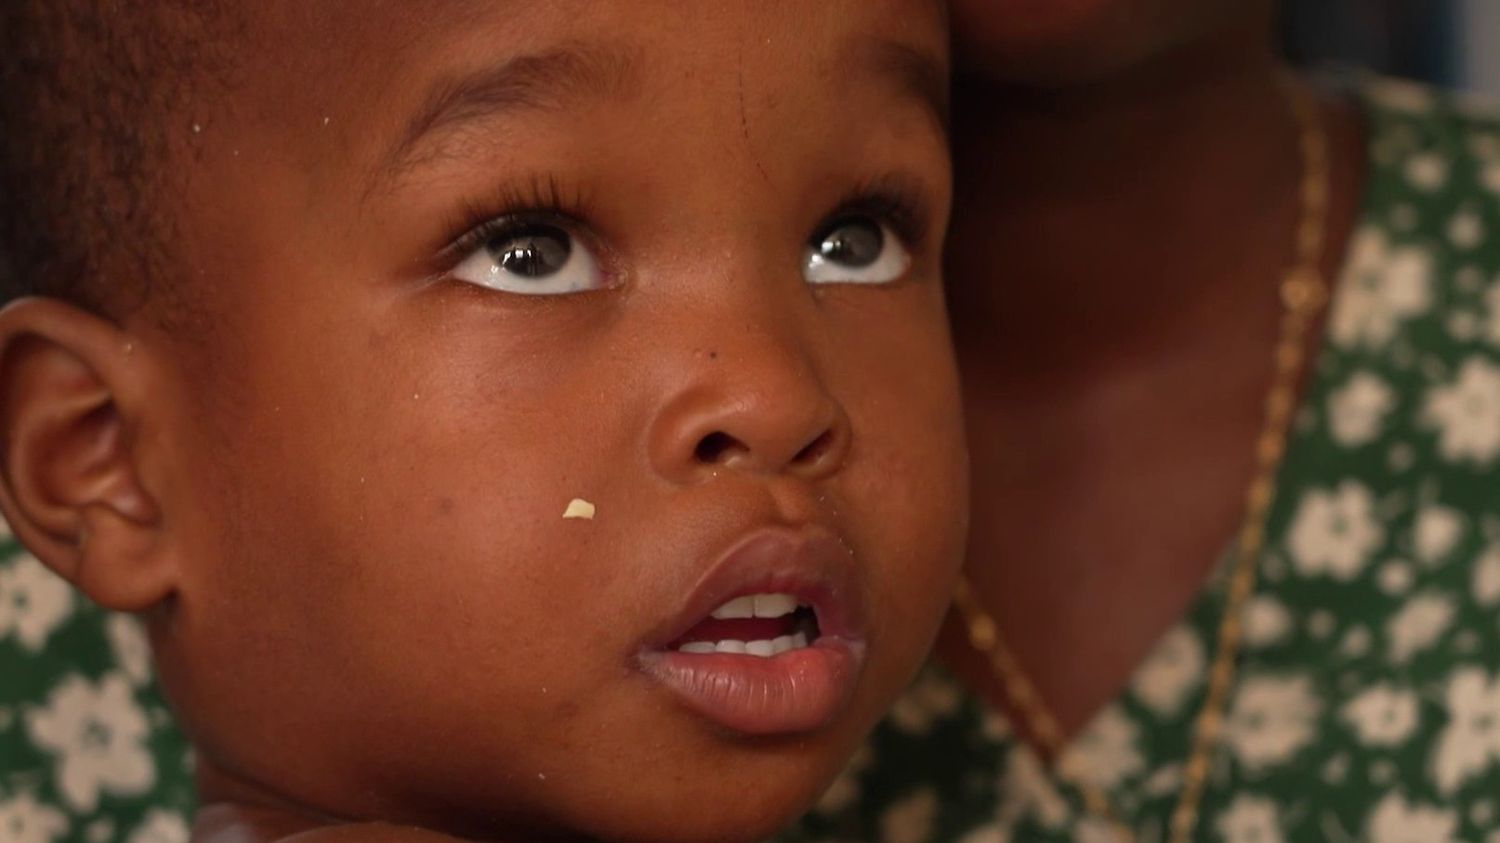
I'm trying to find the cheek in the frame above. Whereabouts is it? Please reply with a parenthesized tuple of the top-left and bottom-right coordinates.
(823, 289, 968, 672)
(161, 309, 652, 755)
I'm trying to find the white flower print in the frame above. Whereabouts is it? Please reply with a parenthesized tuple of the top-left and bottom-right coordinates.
(1377, 560, 1414, 594)
(1386, 592, 1455, 663)
(1472, 132, 1500, 160)
(1329, 229, 1433, 349)
(0, 791, 69, 843)
(1485, 280, 1500, 346)
(1307, 609, 1337, 639)
(1405, 153, 1449, 191)
(1473, 545, 1500, 606)
(1447, 310, 1481, 341)
(1341, 684, 1419, 747)
(126, 810, 189, 843)
(1226, 675, 1321, 772)
(106, 614, 153, 687)
(1241, 596, 1293, 649)
(1327, 372, 1397, 447)
(879, 789, 936, 843)
(886, 672, 964, 735)
(1484, 162, 1500, 194)
(1367, 793, 1460, 843)
(0, 553, 74, 652)
(1132, 628, 1205, 715)
(1422, 356, 1500, 465)
(1432, 668, 1500, 794)
(1413, 505, 1464, 564)
(84, 819, 115, 843)
(999, 751, 1070, 830)
(1216, 795, 1284, 843)
(1448, 210, 1485, 249)
(25, 672, 156, 811)
(1367, 78, 1436, 113)
(1287, 482, 1384, 580)
(1339, 625, 1373, 658)
(956, 825, 1010, 843)
(1073, 818, 1128, 843)
(1141, 764, 1183, 797)
(1058, 706, 1144, 790)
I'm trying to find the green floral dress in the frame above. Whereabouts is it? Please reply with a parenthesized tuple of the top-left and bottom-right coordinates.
(785, 77, 1500, 843)
(1, 76, 1499, 843)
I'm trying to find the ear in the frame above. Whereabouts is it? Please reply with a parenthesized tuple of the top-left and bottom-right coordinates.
(0, 297, 174, 611)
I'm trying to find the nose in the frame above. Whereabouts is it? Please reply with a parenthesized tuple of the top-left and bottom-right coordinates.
(648, 340, 852, 486)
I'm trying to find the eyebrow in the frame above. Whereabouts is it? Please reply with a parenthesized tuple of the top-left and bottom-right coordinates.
(857, 37, 950, 135)
(380, 42, 639, 180)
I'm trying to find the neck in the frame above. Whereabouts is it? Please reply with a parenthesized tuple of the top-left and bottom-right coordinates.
(946, 14, 1308, 390)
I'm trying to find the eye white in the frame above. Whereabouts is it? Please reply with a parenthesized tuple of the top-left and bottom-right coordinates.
(452, 221, 604, 295)
(802, 217, 911, 285)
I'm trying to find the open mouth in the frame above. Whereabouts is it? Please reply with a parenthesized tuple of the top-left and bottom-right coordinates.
(640, 528, 867, 736)
(670, 593, 820, 656)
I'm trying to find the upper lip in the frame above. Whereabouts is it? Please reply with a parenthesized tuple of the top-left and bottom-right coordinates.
(641, 525, 866, 653)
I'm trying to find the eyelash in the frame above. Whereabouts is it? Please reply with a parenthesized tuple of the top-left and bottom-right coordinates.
(438, 174, 592, 269)
(437, 172, 933, 271)
(822, 176, 932, 252)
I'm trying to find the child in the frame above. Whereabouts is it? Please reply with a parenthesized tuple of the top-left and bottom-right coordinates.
(0, 2, 965, 841)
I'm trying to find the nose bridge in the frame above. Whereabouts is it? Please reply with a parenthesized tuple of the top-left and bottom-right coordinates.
(647, 299, 851, 485)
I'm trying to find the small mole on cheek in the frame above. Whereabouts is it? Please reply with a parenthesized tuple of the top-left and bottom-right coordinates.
(708, 350, 719, 360)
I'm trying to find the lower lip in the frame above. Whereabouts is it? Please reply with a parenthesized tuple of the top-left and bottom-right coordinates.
(641, 637, 865, 735)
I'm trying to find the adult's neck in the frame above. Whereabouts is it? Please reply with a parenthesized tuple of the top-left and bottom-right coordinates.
(946, 13, 1310, 390)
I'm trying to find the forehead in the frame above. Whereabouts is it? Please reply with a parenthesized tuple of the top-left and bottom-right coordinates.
(210, 1, 947, 202)
(241, 1, 947, 132)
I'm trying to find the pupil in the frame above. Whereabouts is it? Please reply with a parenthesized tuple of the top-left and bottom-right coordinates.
(817, 219, 881, 268)
(495, 226, 570, 278)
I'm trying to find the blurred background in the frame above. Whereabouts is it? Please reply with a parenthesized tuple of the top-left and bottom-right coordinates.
(1285, 0, 1499, 96)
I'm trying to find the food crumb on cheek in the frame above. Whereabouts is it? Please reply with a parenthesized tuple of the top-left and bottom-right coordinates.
(562, 498, 596, 520)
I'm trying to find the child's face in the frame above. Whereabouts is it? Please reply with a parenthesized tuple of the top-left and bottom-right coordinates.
(142, 2, 960, 840)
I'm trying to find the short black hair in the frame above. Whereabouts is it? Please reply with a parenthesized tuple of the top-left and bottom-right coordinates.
(0, 1, 237, 316)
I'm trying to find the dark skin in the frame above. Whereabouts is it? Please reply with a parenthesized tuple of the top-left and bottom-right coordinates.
(937, 0, 1366, 740)
(0, 2, 966, 841)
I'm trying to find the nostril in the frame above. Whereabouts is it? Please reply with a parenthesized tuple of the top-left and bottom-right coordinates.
(793, 429, 837, 468)
(694, 431, 745, 465)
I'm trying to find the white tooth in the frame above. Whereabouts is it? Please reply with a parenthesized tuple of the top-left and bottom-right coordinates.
(711, 596, 756, 619)
(753, 593, 798, 618)
(679, 642, 716, 654)
(716, 639, 747, 654)
(745, 639, 775, 657)
(770, 635, 794, 655)
(790, 632, 809, 649)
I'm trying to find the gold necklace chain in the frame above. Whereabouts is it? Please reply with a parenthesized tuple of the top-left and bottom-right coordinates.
(951, 74, 1330, 843)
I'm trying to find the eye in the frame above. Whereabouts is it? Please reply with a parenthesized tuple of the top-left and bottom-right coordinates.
(802, 216, 911, 285)
(451, 218, 606, 295)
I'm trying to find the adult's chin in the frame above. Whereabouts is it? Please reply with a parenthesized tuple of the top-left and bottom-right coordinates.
(950, 0, 1263, 87)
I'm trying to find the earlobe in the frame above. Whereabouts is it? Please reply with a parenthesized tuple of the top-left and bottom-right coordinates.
(0, 297, 175, 611)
